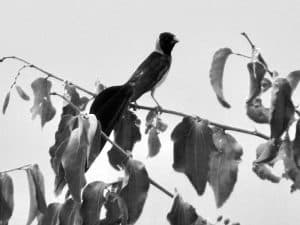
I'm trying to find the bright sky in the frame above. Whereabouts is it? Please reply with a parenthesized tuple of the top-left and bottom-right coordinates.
(1, 1, 300, 225)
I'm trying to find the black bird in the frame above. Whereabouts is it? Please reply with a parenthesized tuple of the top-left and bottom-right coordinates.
(126, 32, 179, 107)
(89, 32, 178, 165)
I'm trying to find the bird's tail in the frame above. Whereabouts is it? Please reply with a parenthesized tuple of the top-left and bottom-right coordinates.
(89, 83, 133, 168)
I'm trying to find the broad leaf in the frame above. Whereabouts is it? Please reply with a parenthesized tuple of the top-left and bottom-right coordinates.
(167, 194, 211, 225)
(2, 92, 10, 115)
(80, 181, 106, 225)
(59, 198, 82, 225)
(61, 116, 89, 202)
(120, 159, 150, 225)
(26, 164, 47, 225)
(108, 110, 141, 170)
(0, 173, 14, 224)
(100, 192, 128, 225)
(270, 78, 294, 139)
(286, 70, 300, 92)
(15, 85, 30, 101)
(209, 48, 232, 108)
(171, 117, 216, 195)
(147, 127, 161, 158)
(208, 128, 243, 208)
(30, 78, 56, 127)
(38, 203, 62, 225)
(246, 62, 266, 103)
(246, 98, 270, 124)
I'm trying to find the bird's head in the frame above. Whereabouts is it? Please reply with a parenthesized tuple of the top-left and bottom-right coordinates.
(156, 32, 179, 55)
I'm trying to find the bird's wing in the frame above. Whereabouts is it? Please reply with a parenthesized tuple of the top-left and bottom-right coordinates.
(127, 52, 171, 86)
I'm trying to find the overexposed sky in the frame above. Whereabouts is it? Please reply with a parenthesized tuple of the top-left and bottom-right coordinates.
(1, 1, 300, 225)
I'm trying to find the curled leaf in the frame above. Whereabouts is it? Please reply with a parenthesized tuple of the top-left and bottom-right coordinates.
(145, 109, 158, 134)
(254, 139, 279, 165)
(26, 164, 47, 225)
(80, 181, 106, 225)
(171, 117, 216, 195)
(108, 110, 141, 170)
(120, 159, 150, 225)
(246, 98, 270, 124)
(30, 78, 56, 127)
(148, 128, 161, 158)
(2, 92, 10, 115)
(209, 48, 232, 108)
(246, 62, 266, 103)
(286, 70, 300, 92)
(252, 164, 280, 183)
(15, 85, 30, 101)
(64, 83, 89, 111)
(270, 78, 294, 139)
(208, 128, 243, 208)
(0, 173, 14, 223)
(156, 117, 168, 132)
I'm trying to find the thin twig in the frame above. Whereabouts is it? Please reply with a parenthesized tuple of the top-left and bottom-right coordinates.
(0, 164, 32, 174)
(130, 103, 270, 140)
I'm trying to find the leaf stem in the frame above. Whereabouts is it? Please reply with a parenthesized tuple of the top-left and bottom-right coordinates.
(0, 164, 32, 174)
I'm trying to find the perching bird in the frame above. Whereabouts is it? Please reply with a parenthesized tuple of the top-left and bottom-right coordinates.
(89, 32, 178, 159)
(126, 32, 179, 107)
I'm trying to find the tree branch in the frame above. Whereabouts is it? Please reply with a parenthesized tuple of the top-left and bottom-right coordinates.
(0, 164, 32, 174)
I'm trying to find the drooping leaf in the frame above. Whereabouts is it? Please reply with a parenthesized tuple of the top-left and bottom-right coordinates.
(2, 92, 10, 115)
(108, 110, 141, 170)
(292, 120, 300, 167)
(282, 138, 300, 192)
(37, 203, 62, 225)
(80, 181, 106, 225)
(208, 128, 243, 208)
(120, 159, 150, 225)
(0, 173, 14, 224)
(167, 193, 211, 225)
(100, 192, 128, 225)
(147, 128, 161, 158)
(59, 198, 82, 225)
(15, 85, 30, 101)
(30, 78, 56, 127)
(286, 70, 300, 92)
(270, 78, 295, 139)
(209, 48, 232, 108)
(254, 139, 280, 165)
(26, 164, 47, 225)
(61, 116, 89, 202)
(246, 98, 270, 124)
(246, 62, 266, 103)
(171, 117, 216, 195)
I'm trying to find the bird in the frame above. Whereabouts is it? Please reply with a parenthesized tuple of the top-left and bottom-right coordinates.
(89, 32, 178, 166)
(126, 32, 179, 107)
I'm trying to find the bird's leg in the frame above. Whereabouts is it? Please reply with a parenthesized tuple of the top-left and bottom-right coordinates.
(151, 90, 163, 113)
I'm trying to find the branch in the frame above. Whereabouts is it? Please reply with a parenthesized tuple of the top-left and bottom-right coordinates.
(0, 164, 32, 174)
(130, 103, 269, 140)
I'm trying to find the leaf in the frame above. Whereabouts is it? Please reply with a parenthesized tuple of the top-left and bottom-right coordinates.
(286, 70, 300, 92)
(61, 116, 89, 202)
(292, 120, 300, 167)
(30, 78, 56, 127)
(120, 159, 150, 225)
(108, 110, 141, 170)
(26, 164, 47, 225)
(209, 48, 232, 108)
(0, 173, 14, 224)
(147, 128, 161, 158)
(167, 193, 210, 225)
(59, 198, 82, 225)
(252, 164, 281, 183)
(64, 83, 89, 111)
(101, 192, 128, 225)
(145, 109, 158, 134)
(254, 139, 279, 165)
(15, 85, 30, 101)
(246, 98, 270, 124)
(208, 128, 243, 208)
(80, 181, 106, 225)
(270, 78, 295, 139)
(261, 78, 272, 93)
(156, 117, 168, 132)
(282, 138, 300, 192)
(246, 62, 266, 103)
(2, 92, 10, 115)
(37, 203, 62, 225)
(171, 117, 216, 195)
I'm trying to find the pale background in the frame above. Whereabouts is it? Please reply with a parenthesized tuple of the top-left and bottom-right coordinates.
(1, 1, 300, 225)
